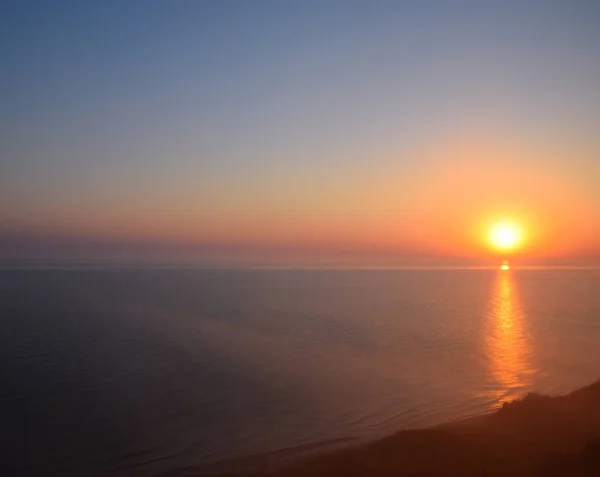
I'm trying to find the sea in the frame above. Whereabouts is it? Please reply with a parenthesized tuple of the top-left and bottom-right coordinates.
(1, 267, 599, 476)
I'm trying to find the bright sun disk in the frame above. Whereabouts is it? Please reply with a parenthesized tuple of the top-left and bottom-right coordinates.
(489, 222, 522, 251)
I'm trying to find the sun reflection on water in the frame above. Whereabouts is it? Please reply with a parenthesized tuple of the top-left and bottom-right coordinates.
(483, 270, 536, 405)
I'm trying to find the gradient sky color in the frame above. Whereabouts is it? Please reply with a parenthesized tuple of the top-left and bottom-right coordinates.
(2, 1, 600, 265)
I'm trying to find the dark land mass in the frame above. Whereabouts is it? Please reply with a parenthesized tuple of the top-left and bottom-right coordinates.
(165, 379, 600, 477)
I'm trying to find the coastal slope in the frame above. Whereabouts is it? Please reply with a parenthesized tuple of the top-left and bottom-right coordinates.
(164, 380, 600, 477)
(255, 380, 600, 477)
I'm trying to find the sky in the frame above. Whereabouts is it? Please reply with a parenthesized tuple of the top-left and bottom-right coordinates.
(2, 0, 600, 266)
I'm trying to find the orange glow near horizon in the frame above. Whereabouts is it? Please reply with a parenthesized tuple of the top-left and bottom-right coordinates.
(405, 133, 599, 263)
(6, 131, 597, 266)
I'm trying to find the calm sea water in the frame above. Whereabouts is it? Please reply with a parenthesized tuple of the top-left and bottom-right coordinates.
(1, 268, 599, 476)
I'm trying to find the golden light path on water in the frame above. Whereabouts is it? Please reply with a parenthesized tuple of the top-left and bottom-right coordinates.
(483, 269, 536, 405)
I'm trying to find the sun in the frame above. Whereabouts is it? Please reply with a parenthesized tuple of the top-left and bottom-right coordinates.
(489, 222, 522, 251)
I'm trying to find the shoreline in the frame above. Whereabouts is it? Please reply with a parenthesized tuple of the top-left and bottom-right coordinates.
(163, 379, 600, 476)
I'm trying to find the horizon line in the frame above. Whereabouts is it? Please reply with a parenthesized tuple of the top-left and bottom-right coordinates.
(0, 260, 598, 272)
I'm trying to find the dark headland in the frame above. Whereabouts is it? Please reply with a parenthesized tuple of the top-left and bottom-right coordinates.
(164, 379, 600, 477)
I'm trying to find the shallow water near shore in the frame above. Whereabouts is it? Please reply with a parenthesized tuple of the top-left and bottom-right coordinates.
(1, 268, 599, 476)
